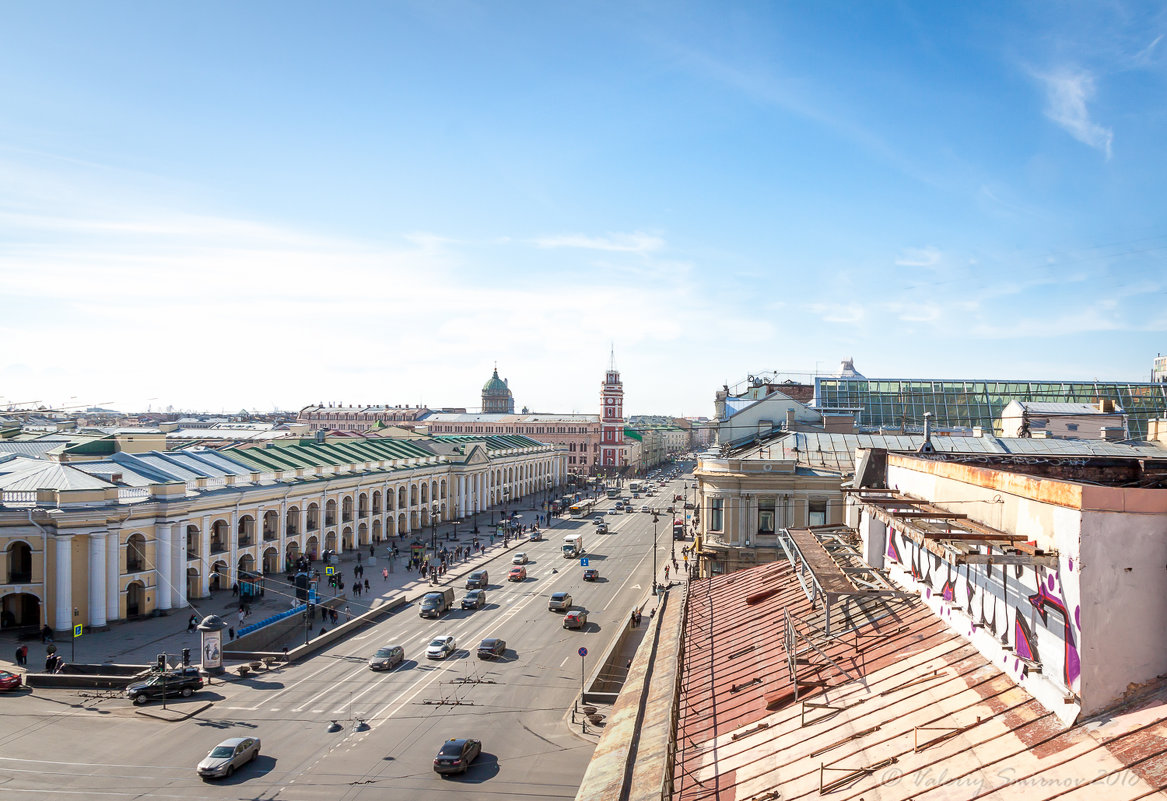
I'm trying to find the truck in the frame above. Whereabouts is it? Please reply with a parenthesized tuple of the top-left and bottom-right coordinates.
(419, 588, 455, 618)
(673, 519, 686, 540)
(562, 533, 583, 558)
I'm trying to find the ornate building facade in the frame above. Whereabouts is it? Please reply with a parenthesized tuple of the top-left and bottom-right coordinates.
(600, 353, 626, 470)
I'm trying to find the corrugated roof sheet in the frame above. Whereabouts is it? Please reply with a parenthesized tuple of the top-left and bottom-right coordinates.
(673, 559, 1167, 801)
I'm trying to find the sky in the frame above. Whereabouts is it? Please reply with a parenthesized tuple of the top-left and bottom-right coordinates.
(2, 2, 1166, 419)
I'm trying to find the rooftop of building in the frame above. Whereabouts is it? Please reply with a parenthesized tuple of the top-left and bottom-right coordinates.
(671, 553, 1167, 801)
(422, 411, 600, 423)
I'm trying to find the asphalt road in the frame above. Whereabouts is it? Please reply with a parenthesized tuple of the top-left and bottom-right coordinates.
(0, 465, 695, 801)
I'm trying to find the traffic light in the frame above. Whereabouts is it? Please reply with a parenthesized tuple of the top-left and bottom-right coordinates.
(182, 648, 191, 667)
(157, 654, 167, 671)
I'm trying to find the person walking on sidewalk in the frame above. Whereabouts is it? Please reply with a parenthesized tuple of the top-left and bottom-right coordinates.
(382, 567, 389, 582)
(187, 613, 198, 632)
(41, 624, 53, 644)
(15, 644, 27, 667)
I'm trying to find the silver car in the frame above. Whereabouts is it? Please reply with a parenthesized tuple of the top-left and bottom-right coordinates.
(426, 635, 457, 660)
(197, 736, 261, 780)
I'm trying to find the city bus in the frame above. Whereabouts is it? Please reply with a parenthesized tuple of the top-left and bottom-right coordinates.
(605, 486, 619, 499)
(569, 499, 597, 518)
(629, 480, 641, 497)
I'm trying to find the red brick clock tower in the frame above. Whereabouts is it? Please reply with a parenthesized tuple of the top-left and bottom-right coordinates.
(600, 347, 626, 471)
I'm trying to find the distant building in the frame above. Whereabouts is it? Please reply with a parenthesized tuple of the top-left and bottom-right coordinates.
(481, 366, 515, 414)
(599, 353, 626, 471)
(999, 399, 1128, 440)
(1154, 354, 1167, 383)
(297, 404, 431, 432)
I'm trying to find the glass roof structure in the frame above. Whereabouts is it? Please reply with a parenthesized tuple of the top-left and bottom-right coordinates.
(813, 377, 1167, 439)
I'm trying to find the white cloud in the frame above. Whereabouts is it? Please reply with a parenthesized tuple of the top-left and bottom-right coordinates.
(532, 231, 664, 254)
(894, 246, 942, 268)
(1037, 69, 1114, 159)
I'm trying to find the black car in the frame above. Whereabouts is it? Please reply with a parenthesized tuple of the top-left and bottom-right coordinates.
(462, 589, 487, 610)
(476, 638, 506, 659)
(434, 737, 483, 775)
(125, 667, 203, 704)
(583, 568, 599, 581)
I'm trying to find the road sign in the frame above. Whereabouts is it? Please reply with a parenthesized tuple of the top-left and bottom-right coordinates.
(325, 566, 336, 576)
(578, 647, 588, 657)
(73, 624, 83, 638)
(580, 557, 589, 566)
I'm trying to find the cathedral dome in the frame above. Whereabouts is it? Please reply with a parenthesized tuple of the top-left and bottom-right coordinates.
(482, 368, 509, 396)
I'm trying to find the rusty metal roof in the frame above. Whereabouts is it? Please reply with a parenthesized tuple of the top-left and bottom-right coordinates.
(673, 559, 1167, 800)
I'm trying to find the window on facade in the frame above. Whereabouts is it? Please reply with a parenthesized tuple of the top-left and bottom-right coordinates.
(710, 498, 724, 532)
(758, 498, 775, 534)
(808, 499, 827, 527)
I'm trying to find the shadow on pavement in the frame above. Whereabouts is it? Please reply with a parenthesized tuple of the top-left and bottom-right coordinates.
(441, 753, 501, 783)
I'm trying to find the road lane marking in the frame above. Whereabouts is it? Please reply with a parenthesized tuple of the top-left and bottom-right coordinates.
(239, 657, 338, 710)
(603, 546, 653, 611)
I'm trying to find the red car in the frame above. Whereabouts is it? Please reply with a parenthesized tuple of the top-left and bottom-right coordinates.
(0, 670, 23, 691)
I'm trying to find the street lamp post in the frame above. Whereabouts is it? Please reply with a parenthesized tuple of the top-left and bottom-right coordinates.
(651, 512, 660, 595)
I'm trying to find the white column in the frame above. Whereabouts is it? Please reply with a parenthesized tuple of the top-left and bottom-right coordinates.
(106, 532, 120, 622)
(171, 521, 188, 610)
(199, 514, 211, 596)
(458, 475, 466, 518)
(155, 523, 173, 611)
(88, 532, 107, 627)
(54, 535, 74, 632)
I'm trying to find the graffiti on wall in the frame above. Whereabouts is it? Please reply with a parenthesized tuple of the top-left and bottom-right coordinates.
(885, 526, 1081, 694)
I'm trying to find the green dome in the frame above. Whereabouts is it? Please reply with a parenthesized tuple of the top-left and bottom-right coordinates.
(482, 368, 509, 395)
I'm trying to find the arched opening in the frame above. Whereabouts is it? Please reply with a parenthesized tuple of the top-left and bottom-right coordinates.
(285, 540, 301, 567)
(398, 487, 406, 508)
(386, 489, 395, 511)
(305, 536, 319, 561)
(358, 493, 369, 518)
(420, 508, 430, 528)
(440, 479, 447, 499)
(262, 547, 279, 574)
(186, 567, 200, 601)
(342, 526, 353, 550)
(209, 560, 228, 592)
(286, 506, 300, 536)
(6, 541, 32, 584)
(410, 510, 419, 530)
(211, 520, 229, 553)
(372, 518, 382, 542)
(325, 532, 337, 553)
(126, 581, 145, 618)
(342, 495, 354, 523)
(238, 515, 255, 547)
(185, 524, 200, 560)
(325, 499, 337, 527)
(358, 522, 369, 546)
(307, 503, 320, 531)
(1, 591, 40, 628)
(263, 511, 279, 541)
(410, 485, 418, 506)
(371, 490, 382, 515)
(126, 533, 147, 573)
(396, 513, 406, 536)
(421, 483, 429, 504)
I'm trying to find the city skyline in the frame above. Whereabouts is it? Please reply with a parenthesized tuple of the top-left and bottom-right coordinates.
(2, 3, 1166, 417)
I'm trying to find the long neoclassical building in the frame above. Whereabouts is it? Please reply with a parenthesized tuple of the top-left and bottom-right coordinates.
(0, 434, 564, 633)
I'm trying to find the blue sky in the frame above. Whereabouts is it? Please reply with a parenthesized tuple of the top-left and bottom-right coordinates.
(2, 2, 1165, 417)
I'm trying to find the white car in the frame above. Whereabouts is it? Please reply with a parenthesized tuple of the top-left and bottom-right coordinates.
(641, 505, 650, 512)
(607, 508, 619, 516)
(426, 635, 457, 660)
(511, 552, 528, 565)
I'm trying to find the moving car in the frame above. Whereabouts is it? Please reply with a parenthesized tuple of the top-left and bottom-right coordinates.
(0, 670, 22, 691)
(476, 638, 506, 659)
(563, 610, 588, 629)
(197, 737, 261, 780)
(426, 635, 457, 660)
(607, 508, 619, 516)
(508, 565, 527, 581)
(434, 737, 482, 776)
(529, 530, 543, 542)
(548, 591, 573, 611)
(461, 589, 487, 609)
(465, 570, 489, 590)
(368, 644, 405, 671)
(125, 667, 203, 705)
(511, 552, 528, 565)
(583, 568, 599, 582)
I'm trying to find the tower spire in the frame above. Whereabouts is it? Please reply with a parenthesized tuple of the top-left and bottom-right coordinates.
(609, 342, 616, 371)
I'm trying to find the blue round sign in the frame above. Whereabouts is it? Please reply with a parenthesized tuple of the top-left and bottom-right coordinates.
(578, 647, 588, 657)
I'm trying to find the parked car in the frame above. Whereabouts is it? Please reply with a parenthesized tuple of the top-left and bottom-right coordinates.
(433, 737, 482, 775)
(548, 591, 573, 611)
(476, 638, 507, 659)
(508, 565, 527, 581)
(465, 570, 489, 589)
(0, 670, 22, 691)
(462, 589, 487, 610)
(197, 737, 261, 780)
(426, 635, 457, 660)
(563, 610, 589, 629)
(125, 667, 203, 704)
(511, 552, 528, 565)
(368, 644, 405, 671)
(583, 568, 599, 582)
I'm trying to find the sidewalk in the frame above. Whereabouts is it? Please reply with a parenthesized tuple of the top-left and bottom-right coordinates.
(0, 508, 545, 674)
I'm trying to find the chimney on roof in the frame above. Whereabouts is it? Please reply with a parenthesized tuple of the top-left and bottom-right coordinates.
(1099, 426, 1123, 442)
(110, 473, 123, 484)
(918, 413, 935, 453)
(1099, 398, 1115, 414)
(785, 407, 796, 429)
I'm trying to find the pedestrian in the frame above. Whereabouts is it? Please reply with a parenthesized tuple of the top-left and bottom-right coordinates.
(635, 609, 642, 627)
(232, 582, 239, 597)
(353, 582, 360, 597)
(330, 608, 338, 624)
(237, 608, 245, 627)
(228, 627, 235, 640)
(41, 624, 53, 644)
(15, 644, 27, 667)
(344, 606, 352, 621)
(382, 567, 389, 582)
(630, 610, 637, 629)
(364, 579, 370, 593)
(369, 543, 375, 557)
(319, 626, 327, 636)
(187, 613, 198, 632)
(626, 658, 632, 670)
